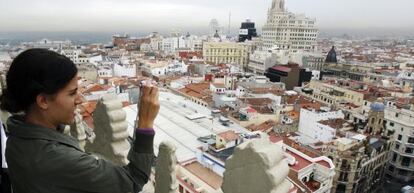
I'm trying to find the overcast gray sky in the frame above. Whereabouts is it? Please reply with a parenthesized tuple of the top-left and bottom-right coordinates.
(1, 0, 413, 33)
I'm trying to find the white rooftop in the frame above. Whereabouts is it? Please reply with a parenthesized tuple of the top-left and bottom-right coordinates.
(123, 91, 249, 162)
(337, 138, 353, 145)
(185, 113, 206, 120)
(351, 134, 367, 141)
(293, 133, 319, 145)
(285, 90, 298, 96)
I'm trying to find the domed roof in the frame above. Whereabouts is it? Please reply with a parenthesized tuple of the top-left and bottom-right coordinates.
(326, 46, 338, 63)
(370, 102, 385, 112)
(213, 30, 220, 38)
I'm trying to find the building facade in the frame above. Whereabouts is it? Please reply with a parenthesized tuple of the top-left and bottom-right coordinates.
(302, 53, 326, 71)
(298, 108, 345, 143)
(248, 47, 289, 74)
(265, 63, 312, 90)
(325, 136, 391, 193)
(203, 42, 253, 68)
(305, 80, 365, 106)
(261, 0, 319, 52)
(238, 19, 258, 42)
(323, 63, 373, 82)
(386, 105, 414, 182)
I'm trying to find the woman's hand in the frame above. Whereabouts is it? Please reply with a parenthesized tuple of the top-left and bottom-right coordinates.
(136, 81, 160, 129)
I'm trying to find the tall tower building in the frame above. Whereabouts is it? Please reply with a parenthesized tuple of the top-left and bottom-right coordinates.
(261, 0, 319, 52)
(271, 0, 285, 12)
(209, 19, 222, 38)
(385, 102, 414, 186)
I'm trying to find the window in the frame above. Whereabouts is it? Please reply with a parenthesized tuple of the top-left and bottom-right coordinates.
(390, 122, 395, 127)
(399, 169, 408, 176)
(339, 171, 349, 181)
(396, 113, 399, 118)
(396, 144, 400, 150)
(398, 135, 402, 141)
(409, 137, 414, 144)
(392, 153, 398, 162)
(406, 147, 413, 154)
(401, 157, 411, 167)
(336, 184, 346, 192)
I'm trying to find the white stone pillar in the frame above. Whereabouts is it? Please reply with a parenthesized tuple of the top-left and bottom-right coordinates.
(154, 141, 179, 193)
(85, 94, 130, 165)
(221, 137, 292, 193)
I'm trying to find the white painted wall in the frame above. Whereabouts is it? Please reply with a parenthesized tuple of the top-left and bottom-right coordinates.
(299, 108, 344, 143)
(113, 63, 136, 77)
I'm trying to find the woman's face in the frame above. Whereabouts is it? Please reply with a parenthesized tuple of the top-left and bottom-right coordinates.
(46, 75, 82, 126)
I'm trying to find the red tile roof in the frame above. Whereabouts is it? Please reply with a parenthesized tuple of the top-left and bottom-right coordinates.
(212, 83, 226, 88)
(285, 95, 321, 110)
(179, 88, 204, 98)
(248, 87, 285, 95)
(304, 179, 321, 192)
(318, 118, 348, 129)
(283, 137, 322, 158)
(272, 66, 292, 72)
(178, 82, 214, 103)
(246, 107, 257, 113)
(269, 133, 283, 143)
(182, 83, 210, 94)
(240, 98, 274, 114)
(182, 161, 223, 190)
(286, 111, 300, 119)
(286, 149, 312, 171)
(247, 120, 277, 133)
(84, 84, 111, 93)
(218, 130, 240, 142)
(316, 160, 331, 169)
(80, 101, 98, 116)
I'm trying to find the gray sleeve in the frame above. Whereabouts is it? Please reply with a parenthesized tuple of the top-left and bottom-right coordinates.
(42, 133, 154, 193)
(125, 132, 155, 192)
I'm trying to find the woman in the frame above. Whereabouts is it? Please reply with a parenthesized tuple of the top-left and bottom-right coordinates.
(0, 48, 159, 193)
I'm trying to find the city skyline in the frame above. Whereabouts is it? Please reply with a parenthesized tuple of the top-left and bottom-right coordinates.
(1, 2, 414, 192)
(1, 0, 414, 35)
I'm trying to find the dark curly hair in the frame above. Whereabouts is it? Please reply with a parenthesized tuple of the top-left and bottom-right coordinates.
(0, 48, 78, 113)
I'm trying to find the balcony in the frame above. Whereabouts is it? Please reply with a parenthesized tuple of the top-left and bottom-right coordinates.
(302, 178, 321, 192)
(389, 161, 414, 172)
(393, 148, 414, 158)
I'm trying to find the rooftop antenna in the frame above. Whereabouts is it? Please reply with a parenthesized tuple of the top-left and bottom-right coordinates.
(228, 11, 231, 37)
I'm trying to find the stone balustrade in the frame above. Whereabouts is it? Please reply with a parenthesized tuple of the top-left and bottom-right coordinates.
(69, 94, 292, 193)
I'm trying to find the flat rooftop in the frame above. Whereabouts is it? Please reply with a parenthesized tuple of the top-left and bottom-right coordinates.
(123, 91, 249, 162)
(183, 161, 223, 190)
(286, 149, 312, 171)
